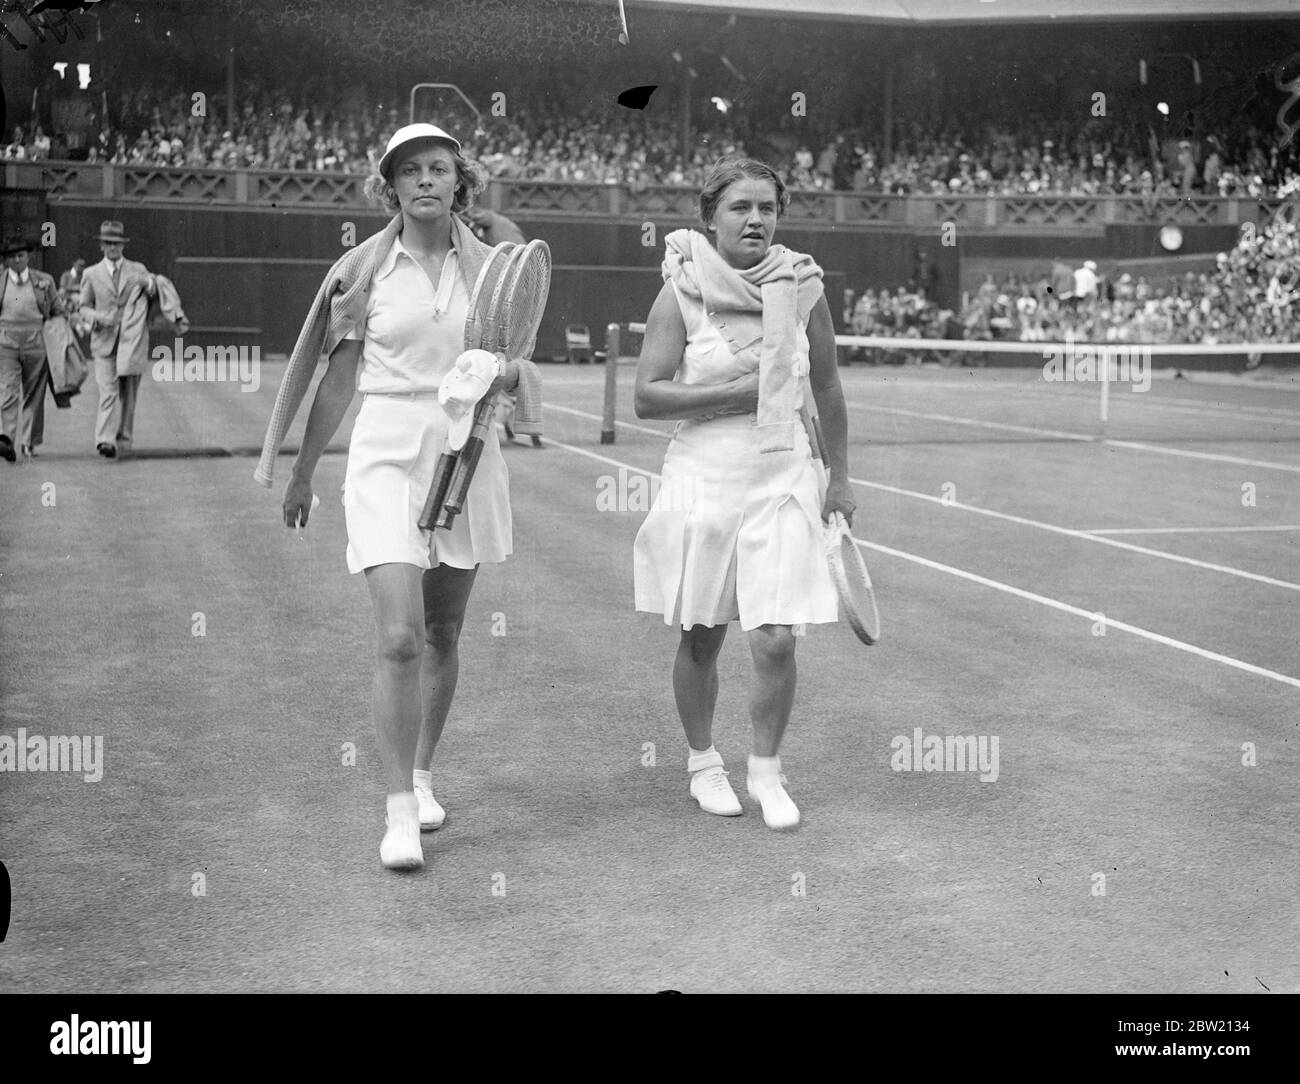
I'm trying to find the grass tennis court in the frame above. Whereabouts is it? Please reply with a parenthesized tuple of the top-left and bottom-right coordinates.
(1, 358, 1296, 992)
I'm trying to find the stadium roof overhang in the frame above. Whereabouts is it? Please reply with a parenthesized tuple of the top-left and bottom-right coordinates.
(627, 0, 1300, 24)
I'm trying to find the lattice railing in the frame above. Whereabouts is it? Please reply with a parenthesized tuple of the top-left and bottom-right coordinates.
(121, 168, 232, 202)
(925, 197, 980, 228)
(251, 171, 361, 206)
(784, 189, 835, 220)
(4, 160, 1275, 233)
(1002, 198, 1103, 228)
(623, 186, 697, 218)
(1113, 197, 1225, 226)
(498, 181, 610, 215)
(844, 195, 897, 223)
(35, 164, 86, 198)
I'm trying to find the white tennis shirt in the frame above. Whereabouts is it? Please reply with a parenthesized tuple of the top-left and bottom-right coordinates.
(346, 235, 469, 394)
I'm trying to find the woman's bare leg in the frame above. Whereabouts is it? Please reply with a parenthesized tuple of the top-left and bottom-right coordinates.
(674, 623, 728, 750)
(363, 562, 426, 794)
(746, 624, 796, 757)
(745, 624, 799, 829)
(363, 562, 427, 868)
(416, 564, 479, 769)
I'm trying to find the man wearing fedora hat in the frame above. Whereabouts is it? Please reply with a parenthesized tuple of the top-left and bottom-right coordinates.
(79, 220, 157, 459)
(0, 232, 66, 463)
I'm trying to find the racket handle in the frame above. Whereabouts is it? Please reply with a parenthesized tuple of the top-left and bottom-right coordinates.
(419, 450, 459, 531)
(439, 434, 484, 523)
(798, 403, 825, 462)
(810, 415, 829, 463)
(436, 395, 498, 528)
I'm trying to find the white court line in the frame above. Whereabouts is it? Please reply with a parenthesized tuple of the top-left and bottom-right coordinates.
(847, 402, 1091, 442)
(856, 539, 1300, 691)
(1084, 524, 1300, 535)
(1105, 396, 1299, 422)
(533, 430, 1300, 691)
(955, 383, 1300, 428)
(843, 399, 1300, 473)
(550, 404, 1300, 592)
(1100, 438, 1300, 473)
(907, 379, 1300, 423)
(1099, 399, 1300, 429)
(834, 374, 1300, 403)
(547, 403, 668, 440)
(852, 480, 1300, 593)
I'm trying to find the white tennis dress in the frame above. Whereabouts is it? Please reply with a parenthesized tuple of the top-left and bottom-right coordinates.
(342, 237, 511, 573)
(633, 282, 837, 630)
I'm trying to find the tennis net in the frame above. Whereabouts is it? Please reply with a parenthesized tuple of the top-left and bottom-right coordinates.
(600, 326, 1300, 448)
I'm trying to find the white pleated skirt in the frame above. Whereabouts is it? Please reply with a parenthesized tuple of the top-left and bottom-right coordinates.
(633, 413, 838, 631)
(342, 393, 512, 573)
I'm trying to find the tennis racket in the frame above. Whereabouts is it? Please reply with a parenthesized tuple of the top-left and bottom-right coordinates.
(417, 242, 519, 532)
(436, 239, 551, 529)
(799, 381, 880, 646)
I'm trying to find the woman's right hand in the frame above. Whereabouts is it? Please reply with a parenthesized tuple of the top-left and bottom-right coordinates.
(283, 474, 314, 529)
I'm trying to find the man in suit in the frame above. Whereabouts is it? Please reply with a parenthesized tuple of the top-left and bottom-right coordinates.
(0, 233, 66, 463)
(79, 220, 157, 459)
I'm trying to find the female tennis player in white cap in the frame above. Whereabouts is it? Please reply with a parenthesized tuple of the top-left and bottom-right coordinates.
(632, 156, 854, 829)
(257, 123, 539, 870)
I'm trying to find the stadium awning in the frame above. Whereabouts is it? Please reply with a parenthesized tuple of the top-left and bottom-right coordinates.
(629, 0, 1300, 24)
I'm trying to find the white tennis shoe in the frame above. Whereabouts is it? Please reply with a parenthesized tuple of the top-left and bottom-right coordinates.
(380, 793, 424, 870)
(690, 765, 743, 816)
(413, 780, 446, 831)
(747, 773, 800, 830)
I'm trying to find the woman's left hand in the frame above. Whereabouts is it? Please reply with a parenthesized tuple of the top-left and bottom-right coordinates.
(486, 353, 519, 398)
(822, 477, 857, 527)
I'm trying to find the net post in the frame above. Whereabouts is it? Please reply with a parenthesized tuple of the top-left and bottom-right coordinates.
(601, 323, 620, 444)
(1099, 344, 1111, 424)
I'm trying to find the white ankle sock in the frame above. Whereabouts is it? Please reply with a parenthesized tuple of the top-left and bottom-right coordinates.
(748, 754, 781, 779)
(386, 791, 418, 822)
(687, 745, 723, 773)
(413, 769, 432, 790)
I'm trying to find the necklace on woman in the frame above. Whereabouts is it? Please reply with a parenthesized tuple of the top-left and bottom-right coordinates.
(406, 246, 448, 295)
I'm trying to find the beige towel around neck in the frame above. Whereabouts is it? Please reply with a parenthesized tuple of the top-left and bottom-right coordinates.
(662, 228, 824, 452)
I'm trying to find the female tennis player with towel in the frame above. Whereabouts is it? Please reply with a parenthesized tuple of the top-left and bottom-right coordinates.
(633, 156, 855, 829)
(255, 123, 541, 871)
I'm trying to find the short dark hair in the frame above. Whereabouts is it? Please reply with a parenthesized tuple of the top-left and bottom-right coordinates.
(364, 142, 486, 216)
(698, 156, 789, 227)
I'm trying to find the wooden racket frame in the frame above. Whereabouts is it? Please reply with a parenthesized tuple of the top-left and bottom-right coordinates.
(798, 376, 880, 645)
(418, 239, 551, 532)
(417, 242, 517, 532)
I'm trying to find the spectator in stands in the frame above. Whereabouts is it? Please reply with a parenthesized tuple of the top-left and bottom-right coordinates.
(1015, 284, 1044, 341)
(1049, 258, 1074, 304)
(911, 248, 937, 300)
(13, 68, 1300, 198)
(1073, 259, 1099, 305)
(4, 127, 26, 159)
(1176, 141, 1196, 197)
(29, 126, 50, 160)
